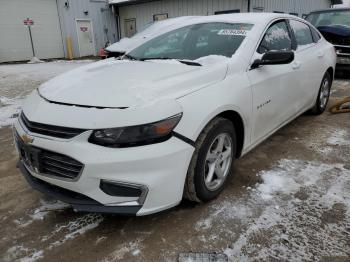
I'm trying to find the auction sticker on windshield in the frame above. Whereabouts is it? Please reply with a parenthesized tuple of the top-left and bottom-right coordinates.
(218, 29, 248, 36)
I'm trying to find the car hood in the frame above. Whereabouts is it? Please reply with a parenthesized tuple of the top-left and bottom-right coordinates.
(39, 58, 228, 108)
(318, 25, 350, 45)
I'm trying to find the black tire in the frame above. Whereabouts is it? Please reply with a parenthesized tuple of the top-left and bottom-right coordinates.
(184, 118, 236, 203)
(311, 71, 332, 115)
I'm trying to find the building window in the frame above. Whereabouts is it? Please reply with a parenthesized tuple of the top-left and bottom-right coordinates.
(215, 9, 240, 15)
(124, 18, 136, 38)
(253, 7, 264, 12)
(153, 13, 168, 22)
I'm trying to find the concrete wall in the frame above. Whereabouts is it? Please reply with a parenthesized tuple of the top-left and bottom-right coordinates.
(117, 0, 332, 37)
(57, 0, 119, 58)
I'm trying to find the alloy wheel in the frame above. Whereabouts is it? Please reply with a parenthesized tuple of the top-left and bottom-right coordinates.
(319, 78, 330, 109)
(204, 133, 233, 191)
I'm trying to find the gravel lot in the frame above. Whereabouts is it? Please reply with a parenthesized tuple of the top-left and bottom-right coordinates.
(0, 61, 349, 262)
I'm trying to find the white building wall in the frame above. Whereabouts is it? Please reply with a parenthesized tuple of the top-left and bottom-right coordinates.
(0, 0, 64, 63)
(117, 0, 332, 37)
(57, 0, 119, 58)
(250, 0, 331, 16)
(118, 0, 247, 37)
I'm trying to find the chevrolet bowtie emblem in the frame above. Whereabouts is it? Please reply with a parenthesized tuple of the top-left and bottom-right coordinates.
(21, 134, 34, 144)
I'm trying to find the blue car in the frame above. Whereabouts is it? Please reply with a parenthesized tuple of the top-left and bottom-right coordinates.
(306, 8, 350, 75)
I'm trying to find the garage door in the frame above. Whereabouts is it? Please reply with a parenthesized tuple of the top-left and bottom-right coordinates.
(0, 0, 64, 63)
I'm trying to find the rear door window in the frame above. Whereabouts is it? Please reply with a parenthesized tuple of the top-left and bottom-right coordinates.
(289, 20, 314, 49)
(310, 26, 321, 42)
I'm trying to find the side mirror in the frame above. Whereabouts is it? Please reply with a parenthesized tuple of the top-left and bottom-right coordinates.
(251, 51, 295, 69)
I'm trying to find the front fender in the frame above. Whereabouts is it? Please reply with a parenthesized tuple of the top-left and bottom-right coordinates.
(174, 72, 252, 151)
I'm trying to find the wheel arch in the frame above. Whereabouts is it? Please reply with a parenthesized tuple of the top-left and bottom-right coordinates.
(326, 67, 334, 82)
(195, 110, 245, 159)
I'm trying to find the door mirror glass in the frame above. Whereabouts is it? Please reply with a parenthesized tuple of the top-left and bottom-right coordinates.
(251, 51, 294, 69)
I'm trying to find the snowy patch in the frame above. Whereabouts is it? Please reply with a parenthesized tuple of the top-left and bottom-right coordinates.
(0, 96, 23, 127)
(222, 159, 350, 261)
(6, 214, 104, 261)
(47, 214, 104, 248)
(14, 199, 69, 227)
(3, 246, 43, 262)
(30, 199, 69, 221)
(327, 129, 350, 146)
(0, 60, 93, 129)
(19, 250, 44, 262)
(195, 55, 230, 65)
(0, 60, 93, 81)
(102, 238, 145, 261)
(255, 159, 338, 200)
(196, 201, 253, 230)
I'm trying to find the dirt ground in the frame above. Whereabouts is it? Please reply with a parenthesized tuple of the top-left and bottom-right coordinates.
(0, 62, 349, 261)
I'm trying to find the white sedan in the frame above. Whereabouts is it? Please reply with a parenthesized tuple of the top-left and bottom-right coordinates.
(14, 13, 336, 216)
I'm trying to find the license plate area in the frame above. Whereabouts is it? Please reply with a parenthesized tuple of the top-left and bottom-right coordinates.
(15, 134, 41, 173)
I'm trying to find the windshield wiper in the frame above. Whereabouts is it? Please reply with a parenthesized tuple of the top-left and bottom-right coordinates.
(178, 60, 202, 66)
(122, 54, 140, 61)
(140, 57, 202, 66)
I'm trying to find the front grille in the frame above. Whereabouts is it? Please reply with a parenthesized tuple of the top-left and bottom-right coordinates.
(40, 150, 84, 180)
(335, 45, 350, 55)
(20, 113, 86, 139)
(324, 35, 350, 46)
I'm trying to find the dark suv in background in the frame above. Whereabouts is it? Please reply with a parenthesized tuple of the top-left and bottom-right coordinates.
(306, 8, 350, 75)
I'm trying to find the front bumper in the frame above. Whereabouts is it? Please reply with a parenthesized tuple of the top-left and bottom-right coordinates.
(14, 118, 194, 216)
(17, 161, 142, 215)
(336, 51, 350, 72)
(336, 63, 350, 72)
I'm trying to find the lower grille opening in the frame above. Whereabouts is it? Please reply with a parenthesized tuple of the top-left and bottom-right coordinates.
(100, 181, 143, 197)
(40, 150, 84, 180)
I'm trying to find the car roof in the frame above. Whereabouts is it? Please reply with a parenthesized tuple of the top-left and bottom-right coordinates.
(180, 12, 295, 25)
(308, 7, 350, 13)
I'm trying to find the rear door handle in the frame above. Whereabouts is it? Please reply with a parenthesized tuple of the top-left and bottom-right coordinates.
(292, 61, 301, 70)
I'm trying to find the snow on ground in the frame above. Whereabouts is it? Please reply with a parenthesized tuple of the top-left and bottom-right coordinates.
(195, 159, 350, 261)
(102, 238, 145, 261)
(14, 199, 69, 228)
(0, 60, 94, 128)
(5, 214, 104, 261)
(0, 96, 22, 127)
(233, 160, 350, 261)
(327, 129, 350, 146)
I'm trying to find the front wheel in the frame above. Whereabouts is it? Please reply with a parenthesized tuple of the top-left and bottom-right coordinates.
(311, 72, 332, 115)
(184, 118, 236, 203)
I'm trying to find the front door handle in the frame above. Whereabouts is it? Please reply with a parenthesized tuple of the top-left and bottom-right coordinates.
(292, 61, 301, 70)
(317, 51, 325, 58)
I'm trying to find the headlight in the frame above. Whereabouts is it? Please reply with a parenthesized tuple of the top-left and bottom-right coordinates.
(89, 113, 182, 147)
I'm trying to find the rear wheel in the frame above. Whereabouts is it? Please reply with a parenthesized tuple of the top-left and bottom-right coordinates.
(311, 72, 332, 115)
(184, 118, 236, 202)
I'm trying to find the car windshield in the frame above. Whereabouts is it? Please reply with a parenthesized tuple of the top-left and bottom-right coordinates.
(306, 10, 350, 27)
(128, 22, 253, 61)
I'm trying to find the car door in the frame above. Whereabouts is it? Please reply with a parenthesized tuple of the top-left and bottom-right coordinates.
(247, 20, 298, 145)
(289, 19, 323, 109)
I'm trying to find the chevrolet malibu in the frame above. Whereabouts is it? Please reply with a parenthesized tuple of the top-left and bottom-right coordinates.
(14, 13, 336, 216)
